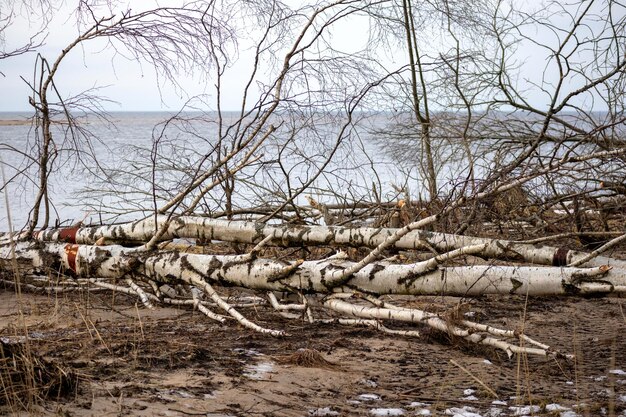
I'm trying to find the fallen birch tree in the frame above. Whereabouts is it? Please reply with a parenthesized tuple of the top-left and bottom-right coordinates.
(22, 214, 626, 270)
(0, 239, 578, 358)
(2, 211, 626, 359)
(2, 0, 626, 364)
(2, 239, 622, 297)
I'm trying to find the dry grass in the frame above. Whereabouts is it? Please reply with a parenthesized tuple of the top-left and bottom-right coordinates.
(0, 338, 78, 410)
(276, 348, 338, 369)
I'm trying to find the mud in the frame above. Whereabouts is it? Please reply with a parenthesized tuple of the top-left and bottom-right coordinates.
(0, 289, 625, 416)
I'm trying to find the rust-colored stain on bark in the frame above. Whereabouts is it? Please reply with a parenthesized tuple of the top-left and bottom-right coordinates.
(59, 227, 79, 243)
(64, 244, 79, 273)
(552, 247, 569, 266)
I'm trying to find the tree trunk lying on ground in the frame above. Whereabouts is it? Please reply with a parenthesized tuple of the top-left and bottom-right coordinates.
(2, 215, 625, 359)
(2, 241, 622, 297)
(20, 215, 626, 269)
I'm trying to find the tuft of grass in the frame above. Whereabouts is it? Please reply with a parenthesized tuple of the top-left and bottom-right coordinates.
(0, 337, 79, 410)
(276, 348, 338, 369)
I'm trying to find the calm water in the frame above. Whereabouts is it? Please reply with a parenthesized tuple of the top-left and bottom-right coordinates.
(2, 111, 451, 231)
(1, 110, 618, 232)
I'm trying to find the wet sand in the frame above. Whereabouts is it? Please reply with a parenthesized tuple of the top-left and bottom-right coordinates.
(0, 289, 625, 416)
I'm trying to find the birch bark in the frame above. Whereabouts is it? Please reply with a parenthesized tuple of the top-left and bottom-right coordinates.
(2, 241, 621, 296)
(26, 215, 626, 270)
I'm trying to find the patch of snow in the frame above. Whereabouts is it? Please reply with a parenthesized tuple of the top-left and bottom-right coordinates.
(483, 359, 493, 365)
(203, 391, 220, 399)
(174, 389, 194, 398)
(358, 394, 381, 401)
(559, 411, 581, 417)
(415, 409, 431, 416)
(546, 404, 570, 412)
(609, 369, 626, 376)
(243, 361, 274, 380)
(369, 408, 405, 416)
(491, 400, 507, 406)
(309, 407, 340, 416)
(463, 395, 479, 401)
(595, 376, 607, 382)
(484, 408, 504, 417)
(618, 395, 626, 403)
(159, 389, 194, 399)
(464, 389, 476, 396)
(445, 406, 482, 417)
(409, 402, 429, 408)
(509, 405, 541, 415)
(347, 400, 361, 405)
(0, 336, 27, 344)
(464, 311, 476, 318)
(361, 379, 378, 388)
(565, 381, 575, 385)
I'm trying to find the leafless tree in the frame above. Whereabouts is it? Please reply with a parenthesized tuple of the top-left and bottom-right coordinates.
(14, 0, 230, 232)
(0, 1, 49, 71)
(2, 0, 626, 362)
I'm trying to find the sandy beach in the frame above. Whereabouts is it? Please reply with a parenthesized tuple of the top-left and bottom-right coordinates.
(0, 119, 31, 126)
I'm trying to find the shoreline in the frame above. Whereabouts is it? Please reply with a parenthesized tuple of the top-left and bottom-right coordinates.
(0, 119, 31, 126)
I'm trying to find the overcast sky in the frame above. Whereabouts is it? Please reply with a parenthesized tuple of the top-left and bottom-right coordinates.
(0, 2, 230, 111)
(0, 1, 620, 113)
(0, 1, 375, 112)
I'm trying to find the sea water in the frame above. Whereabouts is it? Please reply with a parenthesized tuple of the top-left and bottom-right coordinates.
(0, 111, 470, 231)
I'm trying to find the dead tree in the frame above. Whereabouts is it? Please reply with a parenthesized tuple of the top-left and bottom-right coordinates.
(1, 0, 626, 359)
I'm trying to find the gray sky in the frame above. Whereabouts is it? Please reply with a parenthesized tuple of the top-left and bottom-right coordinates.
(1, 2, 221, 111)
(0, 1, 374, 112)
(0, 0, 620, 113)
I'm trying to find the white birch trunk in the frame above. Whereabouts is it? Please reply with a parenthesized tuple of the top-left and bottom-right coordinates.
(2, 241, 622, 296)
(0, 239, 609, 358)
(24, 216, 626, 270)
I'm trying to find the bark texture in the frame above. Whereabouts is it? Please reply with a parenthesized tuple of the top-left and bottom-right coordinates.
(2, 241, 622, 297)
(23, 216, 626, 270)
